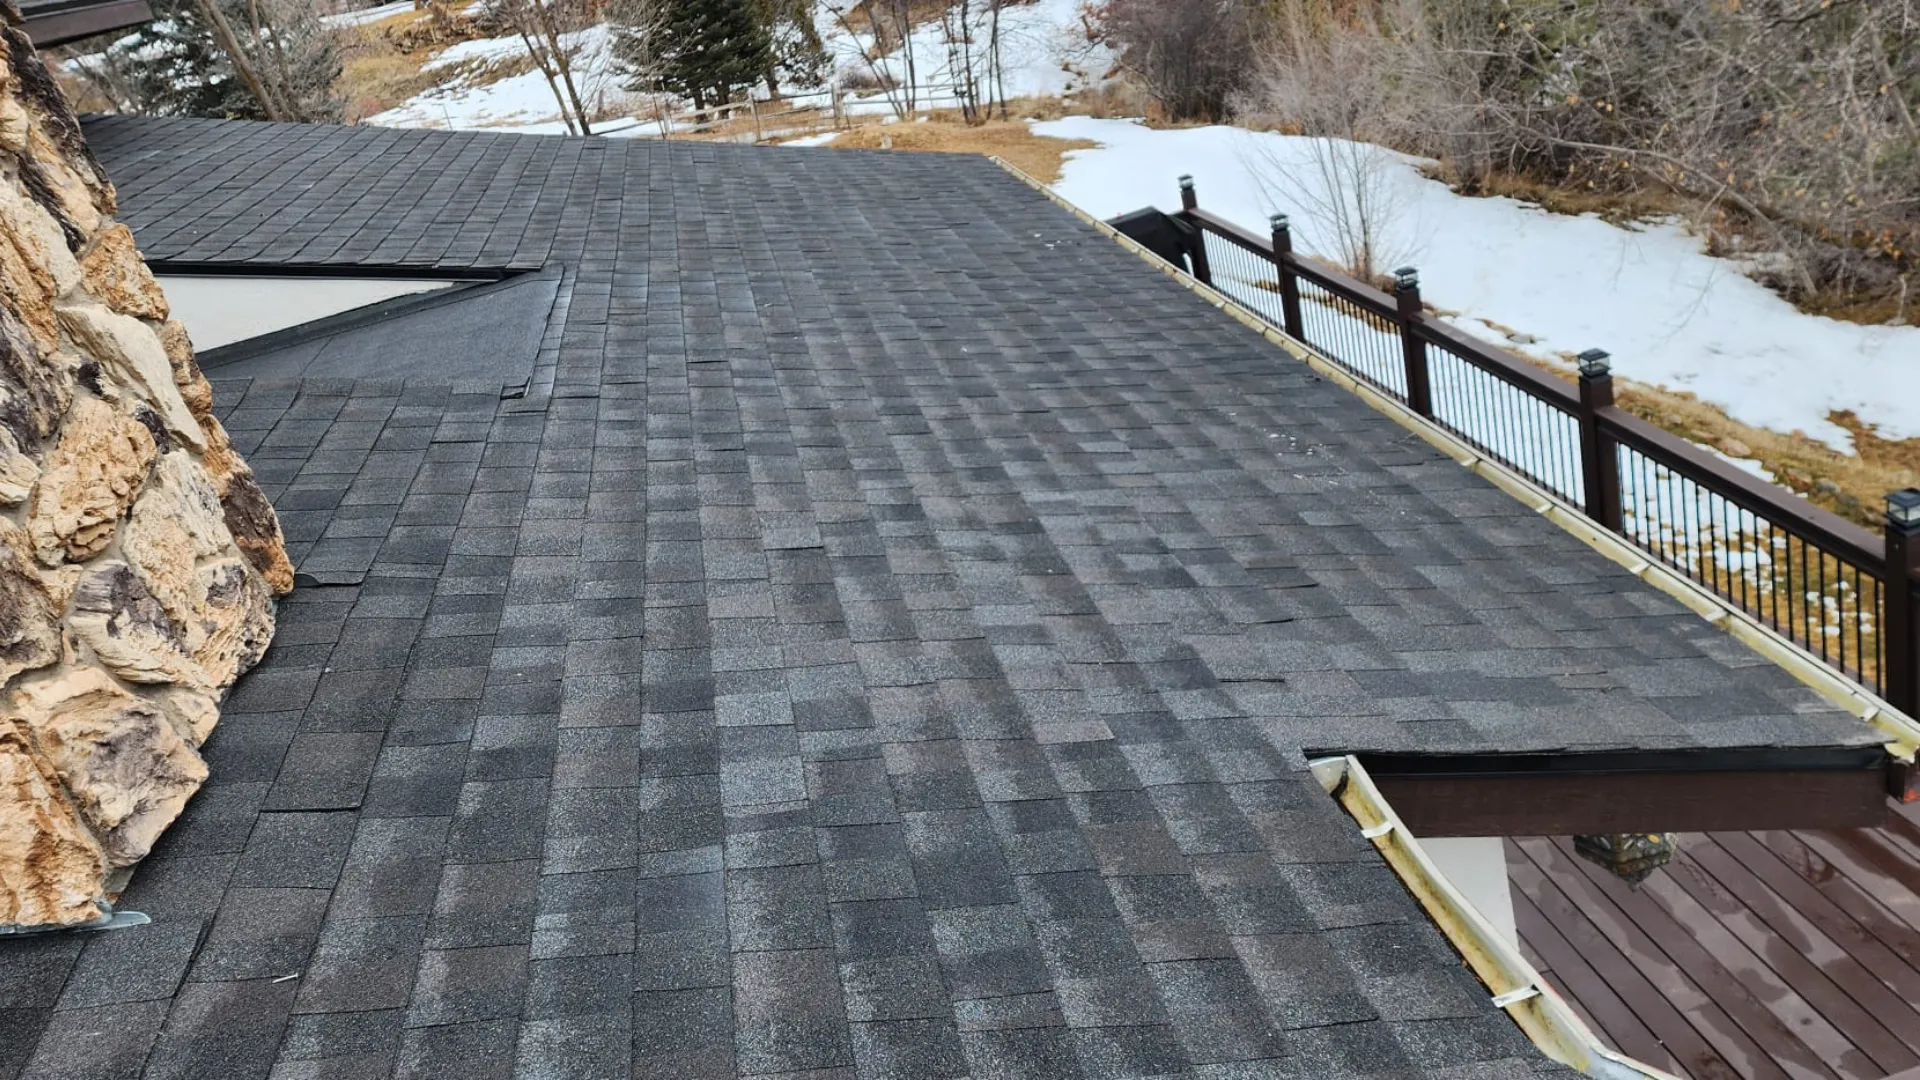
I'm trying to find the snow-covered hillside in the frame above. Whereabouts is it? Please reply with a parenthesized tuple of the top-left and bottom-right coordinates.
(1035, 118, 1920, 452)
(366, 23, 640, 133)
(817, 0, 1108, 109)
(356, 0, 1107, 133)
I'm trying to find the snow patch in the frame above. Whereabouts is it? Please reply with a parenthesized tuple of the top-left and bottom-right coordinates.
(818, 0, 1111, 114)
(366, 24, 641, 134)
(323, 0, 414, 28)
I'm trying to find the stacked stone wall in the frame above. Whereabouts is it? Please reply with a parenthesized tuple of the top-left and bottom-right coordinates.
(0, 6, 292, 928)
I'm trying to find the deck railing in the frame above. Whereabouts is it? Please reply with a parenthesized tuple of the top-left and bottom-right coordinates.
(1171, 176, 1920, 714)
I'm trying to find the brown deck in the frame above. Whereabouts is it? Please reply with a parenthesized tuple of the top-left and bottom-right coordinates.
(1509, 801, 1920, 1080)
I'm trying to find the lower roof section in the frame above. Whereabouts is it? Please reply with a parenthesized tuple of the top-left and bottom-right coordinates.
(192, 268, 560, 388)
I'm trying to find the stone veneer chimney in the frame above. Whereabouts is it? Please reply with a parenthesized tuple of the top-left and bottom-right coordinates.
(0, 3, 293, 929)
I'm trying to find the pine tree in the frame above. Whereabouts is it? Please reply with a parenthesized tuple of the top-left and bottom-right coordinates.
(755, 0, 829, 92)
(649, 0, 774, 108)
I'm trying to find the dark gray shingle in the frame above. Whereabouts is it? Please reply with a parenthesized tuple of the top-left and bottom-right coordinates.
(10, 113, 1856, 1077)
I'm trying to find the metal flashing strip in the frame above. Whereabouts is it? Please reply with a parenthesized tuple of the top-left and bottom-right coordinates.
(989, 154, 1920, 764)
(1309, 755, 1680, 1080)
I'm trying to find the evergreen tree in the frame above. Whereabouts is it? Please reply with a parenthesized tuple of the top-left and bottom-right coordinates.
(66, 0, 341, 122)
(755, 0, 828, 92)
(649, 0, 773, 108)
(74, 0, 264, 119)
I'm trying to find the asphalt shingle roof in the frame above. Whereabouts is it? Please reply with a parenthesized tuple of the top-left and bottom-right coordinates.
(0, 115, 1865, 1078)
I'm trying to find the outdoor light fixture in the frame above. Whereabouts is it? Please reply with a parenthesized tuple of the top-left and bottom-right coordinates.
(1392, 266, 1419, 291)
(1576, 348, 1611, 379)
(1888, 488, 1920, 530)
(1270, 213, 1289, 229)
(1178, 175, 1194, 190)
(1573, 833, 1675, 886)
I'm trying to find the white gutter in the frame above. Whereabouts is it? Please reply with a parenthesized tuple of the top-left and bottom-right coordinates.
(1309, 755, 1681, 1080)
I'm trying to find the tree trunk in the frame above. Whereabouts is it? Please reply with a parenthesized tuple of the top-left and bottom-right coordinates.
(244, 0, 303, 121)
(196, 0, 286, 120)
(530, 0, 594, 135)
(513, 22, 578, 135)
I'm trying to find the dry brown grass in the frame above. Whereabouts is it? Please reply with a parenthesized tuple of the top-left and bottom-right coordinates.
(1608, 383, 1916, 529)
(817, 116, 1096, 184)
(336, 10, 439, 121)
(334, 6, 532, 123)
(1451, 323, 1917, 530)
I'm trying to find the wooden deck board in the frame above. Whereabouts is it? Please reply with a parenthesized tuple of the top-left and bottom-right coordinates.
(1509, 838, 1771, 1079)
(1512, 806, 1920, 1080)
(1511, 883, 1677, 1071)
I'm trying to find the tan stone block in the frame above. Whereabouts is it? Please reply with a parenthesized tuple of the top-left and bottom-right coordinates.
(122, 451, 233, 645)
(23, 126, 102, 239)
(0, 716, 106, 927)
(55, 303, 202, 450)
(66, 561, 203, 687)
(0, 521, 58, 685)
(153, 686, 218, 747)
(80, 224, 167, 322)
(0, 175, 81, 354)
(18, 669, 208, 867)
(221, 471, 294, 595)
(26, 395, 155, 564)
(158, 319, 213, 416)
(0, 423, 39, 504)
(193, 559, 274, 686)
(0, 95, 29, 157)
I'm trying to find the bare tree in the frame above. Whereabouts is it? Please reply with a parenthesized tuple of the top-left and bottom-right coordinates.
(497, 0, 597, 133)
(1385, 0, 1920, 319)
(610, 0, 671, 132)
(938, 0, 1007, 122)
(1101, 0, 1254, 122)
(194, 0, 286, 118)
(822, 0, 909, 118)
(1235, 2, 1412, 280)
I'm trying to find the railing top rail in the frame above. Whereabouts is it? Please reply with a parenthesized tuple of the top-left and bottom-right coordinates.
(1185, 207, 1577, 409)
(1184, 207, 1270, 254)
(1413, 319, 1581, 412)
(1185, 207, 1400, 319)
(1597, 406, 1886, 573)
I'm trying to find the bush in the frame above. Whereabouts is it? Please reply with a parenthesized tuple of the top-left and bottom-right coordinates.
(1099, 0, 1255, 122)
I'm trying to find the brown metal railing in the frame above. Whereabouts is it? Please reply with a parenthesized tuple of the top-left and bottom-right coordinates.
(1171, 176, 1920, 710)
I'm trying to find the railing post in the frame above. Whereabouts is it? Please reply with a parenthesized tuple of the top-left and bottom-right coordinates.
(1884, 489, 1920, 716)
(1392, 266, 1432, 416)
(1269, 213, 1305, 341)
(1176, 175, 1211, 285)
(1575, 349, 1624, 533)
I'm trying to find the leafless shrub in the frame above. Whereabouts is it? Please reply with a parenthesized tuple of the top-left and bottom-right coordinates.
(1385, 0, 1920, 321)
(1234, 2, 1412, 280)
(1099, 0, 1254, 122)
(494, 0, 598, 133)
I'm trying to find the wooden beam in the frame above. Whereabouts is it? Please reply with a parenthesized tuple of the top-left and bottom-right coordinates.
(1357, 748, 1890, 837)
(19, 0, 153, 46)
